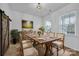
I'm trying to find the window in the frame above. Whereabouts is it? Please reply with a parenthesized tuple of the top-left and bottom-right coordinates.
(45, 21, 52, 32)
(61, 13, 76, 35)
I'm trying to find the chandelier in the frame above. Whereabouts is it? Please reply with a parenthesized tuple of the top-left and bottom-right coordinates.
(36, 3, 42, 9)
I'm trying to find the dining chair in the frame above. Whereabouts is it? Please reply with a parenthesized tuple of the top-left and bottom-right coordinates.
(22, 31, 30, 39)
(19, 32, 24, 55)
(49, 32, 55, 37)
(19, 32, 38, 56)
(52, 33, 65, 56)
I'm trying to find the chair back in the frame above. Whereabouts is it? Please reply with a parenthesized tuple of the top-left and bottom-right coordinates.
(49, 32, 55, 37)
(19, 33, 24, 56)
(55, 33, 65, 40)
(55, 33, 65, 49)
(22, 31, 31, 40)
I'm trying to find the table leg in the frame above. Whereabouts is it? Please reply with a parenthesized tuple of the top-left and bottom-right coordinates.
(44, 42, 53, 56)
(49, 43, 53, 55)
(44, 43, 48, 56)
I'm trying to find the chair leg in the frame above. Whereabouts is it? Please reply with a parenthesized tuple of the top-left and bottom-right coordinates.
(49, 45, 53, 55)
(57, 46, 59, 56)
(62, 47, 65, 54)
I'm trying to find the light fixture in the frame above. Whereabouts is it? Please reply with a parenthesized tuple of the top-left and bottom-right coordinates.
(36, 3, 42, 9)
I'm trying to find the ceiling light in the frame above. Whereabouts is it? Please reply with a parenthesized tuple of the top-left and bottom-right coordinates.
(36, 3, 42, 9)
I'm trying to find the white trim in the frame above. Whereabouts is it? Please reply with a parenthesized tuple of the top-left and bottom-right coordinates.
(59, 11, 77, 36)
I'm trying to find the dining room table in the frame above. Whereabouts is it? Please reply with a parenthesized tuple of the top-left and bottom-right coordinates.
(25, 33, 61, 56)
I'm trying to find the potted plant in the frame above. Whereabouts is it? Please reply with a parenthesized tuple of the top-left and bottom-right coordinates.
(39, 26, 45, 34)
(11, 29, 19, 44)
(37, 30, 42, 37)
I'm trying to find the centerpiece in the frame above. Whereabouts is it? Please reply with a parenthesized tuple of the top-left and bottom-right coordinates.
(38, 26, 45, 35)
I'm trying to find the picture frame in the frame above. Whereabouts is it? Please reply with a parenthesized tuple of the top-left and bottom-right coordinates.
(22, 20, 33, 29)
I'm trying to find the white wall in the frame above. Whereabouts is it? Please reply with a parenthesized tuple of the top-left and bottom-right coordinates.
(0, 3, 42, 31)
(22, 13, 42, 31)
(11, 11, 42, 31)
(43, 4, 79, 51)
(0, 3, 13, 30)
(10, 11, 23, 31)
(0, 3, 12, 18)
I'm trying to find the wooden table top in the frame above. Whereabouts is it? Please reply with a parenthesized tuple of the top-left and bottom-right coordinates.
(25, 33, 60, 44)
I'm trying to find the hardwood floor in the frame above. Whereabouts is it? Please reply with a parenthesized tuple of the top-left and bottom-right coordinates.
(4, 43, 20, 56)
(4, 42, 79, 56)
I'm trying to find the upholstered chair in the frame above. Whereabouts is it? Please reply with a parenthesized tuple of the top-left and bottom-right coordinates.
(18, 32, 38, 56)
(52, 33, 65, 56)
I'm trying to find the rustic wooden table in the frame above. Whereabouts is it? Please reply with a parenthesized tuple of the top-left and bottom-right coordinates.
(25, 33, 60, 56)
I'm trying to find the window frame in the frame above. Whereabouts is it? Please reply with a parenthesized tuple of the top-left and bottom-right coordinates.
(60, 12, 77, 36)
(45, 20, 52, 32)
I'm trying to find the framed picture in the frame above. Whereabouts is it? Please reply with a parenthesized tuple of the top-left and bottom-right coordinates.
(22, 20, 33, 29)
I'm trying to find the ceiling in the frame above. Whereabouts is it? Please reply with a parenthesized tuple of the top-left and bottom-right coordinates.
(8, 3, 69, 17)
